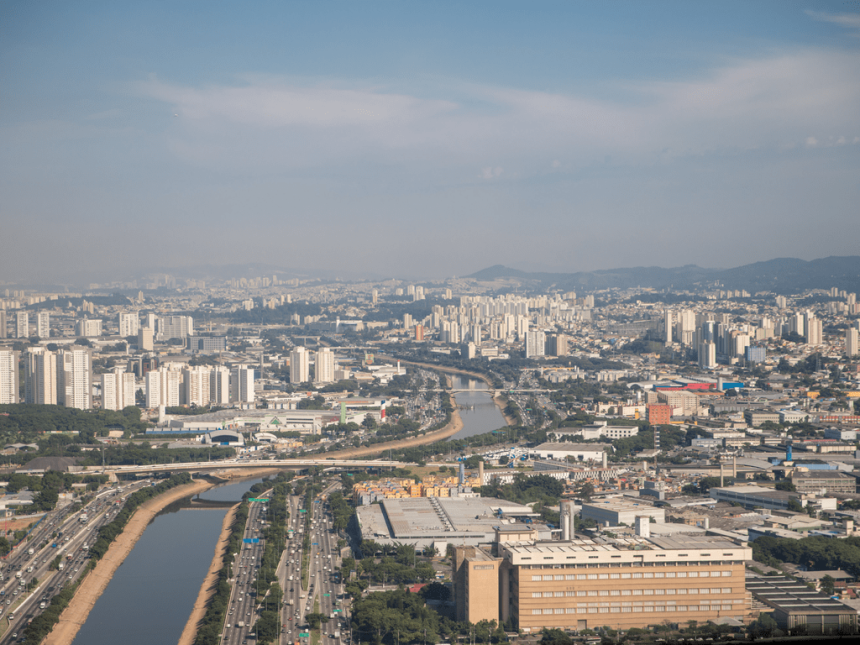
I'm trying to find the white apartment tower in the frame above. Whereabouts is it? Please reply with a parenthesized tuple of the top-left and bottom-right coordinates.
(101, 368, 136, 411)
(145, 366, 181, 408)
(57, 348, 93, 409)
(698, 341, 716, 370)
(25, 347, 57, 405)
(183, 366, 211, 407)
(209, 366, 231, 405)
(847, 328, 859, 357)
(231, 367, 255, 404)
(525, 330, 546, 358)
(0, 350, 20, 404)
(16, 311, 28, 338)
(36, 312, 50, 339)
(138, 326, 154, 351)
(119, 312, 140, 337)
(0, 311, 6, 339)
(290, 347, 309, 384)
(315, 348, 335, 384)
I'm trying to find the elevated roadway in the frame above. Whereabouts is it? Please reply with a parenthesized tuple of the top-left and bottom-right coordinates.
(81, 458, 415, 476)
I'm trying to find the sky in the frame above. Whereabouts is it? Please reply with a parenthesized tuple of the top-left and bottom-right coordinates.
(2, 1, 860, 285)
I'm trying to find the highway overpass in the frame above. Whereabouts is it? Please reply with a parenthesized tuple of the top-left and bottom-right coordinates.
(81, 458, 416, 476)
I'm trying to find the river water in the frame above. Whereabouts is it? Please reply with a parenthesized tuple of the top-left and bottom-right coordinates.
(447, 375, 508, 441)
(71, 477, 261, 645)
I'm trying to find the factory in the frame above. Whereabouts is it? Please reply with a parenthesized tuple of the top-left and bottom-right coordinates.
(354, 496, 549, 551)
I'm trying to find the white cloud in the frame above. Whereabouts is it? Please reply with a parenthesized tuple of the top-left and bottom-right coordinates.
(481, 167, 503, 179)
(135, 49, 860, 176)
(806, 10, 860, 36)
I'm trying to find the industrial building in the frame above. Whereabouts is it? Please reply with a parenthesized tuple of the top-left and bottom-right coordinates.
(354, 496, 547, 550)
(746, 575, 857, 635)
(709, 485, 808, 511)
(452, 525, 752, 631)
(530, 443, 610, 463)
(581, 500, 665, 526)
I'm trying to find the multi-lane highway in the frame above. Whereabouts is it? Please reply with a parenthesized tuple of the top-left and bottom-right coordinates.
(0, 481, 150, 643)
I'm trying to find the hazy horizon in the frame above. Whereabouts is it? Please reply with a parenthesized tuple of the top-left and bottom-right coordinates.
(2, 1, 859, 285)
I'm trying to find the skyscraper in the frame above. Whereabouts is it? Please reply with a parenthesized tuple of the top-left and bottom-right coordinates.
(698, 341, 716, 369)
(57, 348, 92, 409)
(36, 312, 50, 339)
(16, 311, 28, 338)
(138, 326, 154, 351)
(290, 347, 309, 384)
(0, 311, 6, 339)
(25, 347, 57, 405)
(145, 366, 181, 408)
(315, 348, 335, 384)
(0, 350, 20, 404)
(525, 330, 546, 358)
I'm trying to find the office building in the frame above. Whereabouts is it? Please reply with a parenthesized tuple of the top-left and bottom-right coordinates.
(25, 347, 57, 405)
(231, 366, 255, 404)
(209, 366, 230, 405)
(145, 366, 181, 408)
(290, 347, 309, 384)
(454, 533, 751, 631)
(101, 368, 136, 411)
(16, 311, 28, 338)
(183, 366, 211, 407)
(315, 348, 335, 384)
(188, 336, 227, 353)
(57, 348, 93, 409)
(36, 312, 50, 339)
(138, 326, 154, 352)
(118, 312, 139, 337)
(0, 350, 20, 404)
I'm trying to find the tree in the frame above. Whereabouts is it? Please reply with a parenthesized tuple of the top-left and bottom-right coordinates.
(787, 498, 804, 512)
(820, 574, 836, 596)
(776, 480, 797, 492)
(580, 483, 595, 501)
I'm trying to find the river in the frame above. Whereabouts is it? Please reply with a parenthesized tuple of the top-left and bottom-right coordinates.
(71, 477, 262, 645)
(447, 375, 508, 441)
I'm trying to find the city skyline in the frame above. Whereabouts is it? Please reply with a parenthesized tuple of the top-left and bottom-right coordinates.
(2, 1, 859, 283)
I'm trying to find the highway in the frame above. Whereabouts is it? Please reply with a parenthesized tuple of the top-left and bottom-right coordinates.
(0, 481, 150, 643)
(79, 458, 415, 477)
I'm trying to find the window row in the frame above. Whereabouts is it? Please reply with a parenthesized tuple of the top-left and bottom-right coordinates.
(530, 570, 733, 582)
(531, 588, 735, 598)
(530, 604, 738, 615)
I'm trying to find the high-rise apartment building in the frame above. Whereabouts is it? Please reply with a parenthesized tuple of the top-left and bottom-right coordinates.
(183, 366, 211, 407)
(698, 341, 716, 369)
(118, 312, 140, 337)
(847, 328, 859, 357)
(57, 348, 93, 409)
(36, 312, 50, 338)
(158, 315, 193, 340)
(231, 366, 255, 404)
(25, 347, 57, 405)
(209, 366, 230, 405)
(0, 311, 6, 339)
(0, 350, 20, 404)
(806, 315, 823, 346)
(315, 348, 335, 384)
(145, 366, 181, 408)
(16, 311, 29, 338)
(75, 318, 102, 337)
(101, 368, 136, 411)
(525, 330, 546, 358)
(371, 289, 378, 305)
(290, 347, 309, 384)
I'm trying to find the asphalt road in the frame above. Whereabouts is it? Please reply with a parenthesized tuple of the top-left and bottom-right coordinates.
(0, 481, 151, 644)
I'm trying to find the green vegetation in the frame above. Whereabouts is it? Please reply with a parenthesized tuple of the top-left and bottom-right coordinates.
(482, 473, 564, 506)
(0, 404, 148, 442)
(753, 534, 860, 576)
(353, 542, 436, 585)
(21, 574, 85, 645)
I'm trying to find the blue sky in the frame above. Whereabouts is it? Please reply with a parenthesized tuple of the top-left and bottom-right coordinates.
(2, 1, 859, 284)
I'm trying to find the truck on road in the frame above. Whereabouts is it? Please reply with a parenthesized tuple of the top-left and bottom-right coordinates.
(28, 548, 34, 556)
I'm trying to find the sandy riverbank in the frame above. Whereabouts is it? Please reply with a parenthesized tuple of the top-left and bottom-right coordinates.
(44, 480, 214, 645)
(177, 502, 240, 645)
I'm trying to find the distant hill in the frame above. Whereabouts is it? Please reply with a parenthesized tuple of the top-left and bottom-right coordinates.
(466, 256, 860, 294)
